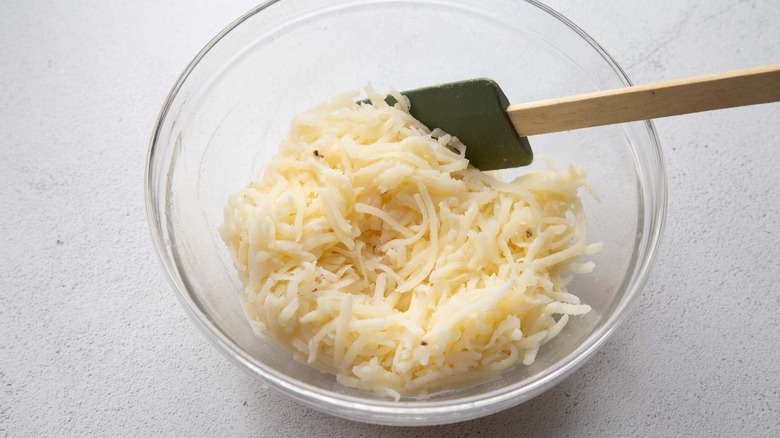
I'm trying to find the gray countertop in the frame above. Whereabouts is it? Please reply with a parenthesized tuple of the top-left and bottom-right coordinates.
(2, 0, 779, 436)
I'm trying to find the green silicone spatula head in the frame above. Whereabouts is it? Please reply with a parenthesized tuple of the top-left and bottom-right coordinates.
(381, 65, 780, 171)
(394, 78, 533, 171)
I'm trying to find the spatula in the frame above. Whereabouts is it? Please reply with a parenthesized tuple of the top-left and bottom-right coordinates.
(389, 64, 780, 170)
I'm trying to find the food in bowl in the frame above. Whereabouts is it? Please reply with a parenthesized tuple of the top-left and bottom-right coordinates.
(219, 87, 601, 399)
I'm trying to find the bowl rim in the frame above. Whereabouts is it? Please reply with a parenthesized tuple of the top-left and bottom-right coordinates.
(145, 0, 667, 425)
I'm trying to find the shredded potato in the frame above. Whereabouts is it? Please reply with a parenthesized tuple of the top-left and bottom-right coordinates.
(220, 88, 600, 399)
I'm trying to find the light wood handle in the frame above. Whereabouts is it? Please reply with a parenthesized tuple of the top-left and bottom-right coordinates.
(507, 64, 780, 136)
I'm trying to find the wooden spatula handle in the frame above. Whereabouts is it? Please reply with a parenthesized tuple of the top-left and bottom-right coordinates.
(507, 64, 780, 137)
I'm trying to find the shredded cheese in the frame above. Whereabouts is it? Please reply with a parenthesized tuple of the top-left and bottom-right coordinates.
(220, 87, 599, 399)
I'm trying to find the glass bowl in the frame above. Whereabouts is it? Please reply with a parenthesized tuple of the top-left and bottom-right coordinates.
(146, 0, 666, 426)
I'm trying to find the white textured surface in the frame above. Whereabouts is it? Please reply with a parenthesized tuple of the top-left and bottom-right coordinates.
(2, 0, 779, 436)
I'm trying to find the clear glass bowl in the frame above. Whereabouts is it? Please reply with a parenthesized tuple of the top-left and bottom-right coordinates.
(146, 0, 666, 426)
